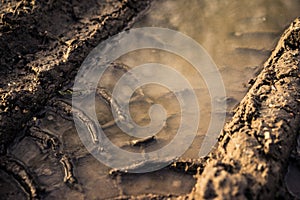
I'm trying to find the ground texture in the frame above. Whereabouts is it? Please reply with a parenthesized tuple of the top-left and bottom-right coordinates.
(0, 1, 300, 199)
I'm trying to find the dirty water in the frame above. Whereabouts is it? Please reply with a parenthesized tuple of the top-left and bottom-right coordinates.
(285, 134, 300, 198)
(5, 0, 300, 199)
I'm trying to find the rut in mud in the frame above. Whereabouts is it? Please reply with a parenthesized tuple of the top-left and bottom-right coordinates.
(1, 1, 300, 199)
(0, 0, 151, 150)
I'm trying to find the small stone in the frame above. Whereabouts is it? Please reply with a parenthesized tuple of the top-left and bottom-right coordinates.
(47, 115, 54, 121)
(264, 131, 271, 140)
(172, 180, 182, 188)
(41, 168, 53, 176)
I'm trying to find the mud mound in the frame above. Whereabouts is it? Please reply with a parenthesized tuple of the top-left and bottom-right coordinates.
(190, 18, 300, 199)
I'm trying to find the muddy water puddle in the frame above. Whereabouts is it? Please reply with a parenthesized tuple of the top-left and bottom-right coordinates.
(5, 0, 300, 199)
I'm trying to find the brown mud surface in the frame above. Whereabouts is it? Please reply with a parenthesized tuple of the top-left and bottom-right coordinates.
(1, 0, 300, 199)
(0, 0, 151, 150)
(189, 18, 300, 200)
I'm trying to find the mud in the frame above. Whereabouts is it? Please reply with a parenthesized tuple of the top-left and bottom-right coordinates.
(0, 0, 151, 150)
(1, 1, 300, 200)
(190, 18, 300, 199)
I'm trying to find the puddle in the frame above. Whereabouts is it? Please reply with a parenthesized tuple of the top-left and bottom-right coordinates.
(285, 135, 300, 198)
(4, 0, 300, 199)
(0, 170, 27, 200)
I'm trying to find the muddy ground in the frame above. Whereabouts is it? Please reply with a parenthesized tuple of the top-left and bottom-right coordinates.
(190, 18, 300, 199)
(0, 0, 300, 199)
(0, 0, 151, 149)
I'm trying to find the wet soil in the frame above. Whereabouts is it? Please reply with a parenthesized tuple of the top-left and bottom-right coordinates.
(0, 0, 151, 150)
(0, 0, 155, 199)
(126, 0, 300, 160)
(1, 0, 300, 200)
(190, 18, 300, 199)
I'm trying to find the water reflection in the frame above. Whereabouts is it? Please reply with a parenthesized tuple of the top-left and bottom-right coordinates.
(134, 0, 300, 98)
(118, 0, 300, 159)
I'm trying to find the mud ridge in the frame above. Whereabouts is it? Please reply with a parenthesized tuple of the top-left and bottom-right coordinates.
(189, 17, 300, 199)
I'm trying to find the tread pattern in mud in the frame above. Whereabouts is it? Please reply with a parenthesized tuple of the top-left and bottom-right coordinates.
(0, 0, 151, 148)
